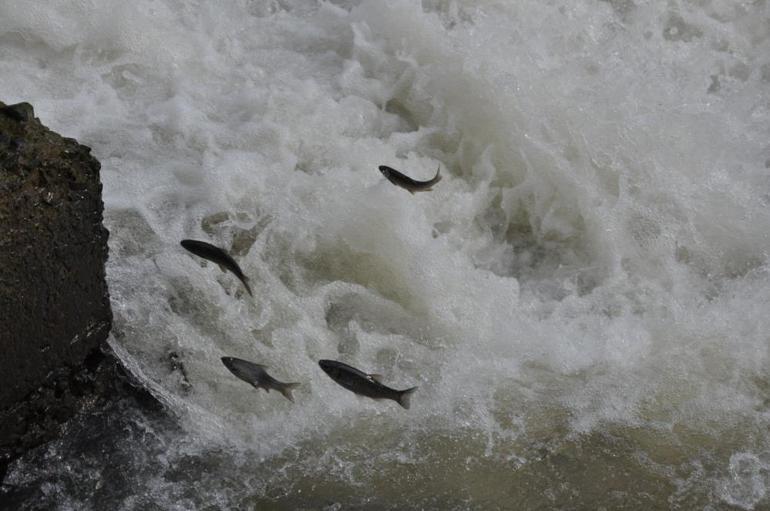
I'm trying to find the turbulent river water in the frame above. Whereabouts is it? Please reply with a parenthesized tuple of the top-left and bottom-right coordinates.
(2, 1, 770, 509)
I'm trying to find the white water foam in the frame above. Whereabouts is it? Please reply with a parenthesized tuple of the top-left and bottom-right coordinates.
(2, 0, 770, 508)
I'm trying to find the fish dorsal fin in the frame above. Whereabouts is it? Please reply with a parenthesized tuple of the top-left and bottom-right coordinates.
(369, 373, 383, 383)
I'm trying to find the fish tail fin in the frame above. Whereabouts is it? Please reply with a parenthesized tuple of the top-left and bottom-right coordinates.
(397, 387, 418, 410)
(240, 275, 253, 296)
(430, 165, 442, 186)
(417, 167, 441, 192)
(279, 382, 301, 403)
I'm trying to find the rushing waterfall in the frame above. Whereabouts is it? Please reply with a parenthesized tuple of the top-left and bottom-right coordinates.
(2, 1, 770, 508)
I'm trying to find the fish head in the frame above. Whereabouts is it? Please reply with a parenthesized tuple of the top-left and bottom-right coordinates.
(221, 356, 265, 383)
(318, 359, 343, 379)
(378, 166, 392, 179)
(221, 356, 237, 372)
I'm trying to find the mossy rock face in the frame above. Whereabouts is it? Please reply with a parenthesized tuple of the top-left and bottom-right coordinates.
(0, 101, 113, 466)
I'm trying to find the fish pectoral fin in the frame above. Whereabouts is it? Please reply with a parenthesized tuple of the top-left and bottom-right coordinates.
(368, 374, 383, 383)
(217, 264, 228, 273)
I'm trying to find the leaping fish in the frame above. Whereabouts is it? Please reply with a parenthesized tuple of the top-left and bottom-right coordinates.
(378, 165, 441, 194)
(221, 356, 300, 402)
(180, 239, 252, 296)
(319, 359, 418, 409)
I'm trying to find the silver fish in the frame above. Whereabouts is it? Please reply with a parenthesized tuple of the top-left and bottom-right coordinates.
(318, 359, 418, 409)
(378, 165, 441, 194)
(221, 356, 300, 402)
(180, 239, 252, 296)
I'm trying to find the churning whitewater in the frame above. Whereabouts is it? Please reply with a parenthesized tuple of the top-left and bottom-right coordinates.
(2, 0, 770, 509)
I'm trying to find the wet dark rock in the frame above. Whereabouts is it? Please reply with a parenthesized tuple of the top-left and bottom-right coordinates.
(0, 102, 33, 123)
(0, 101, 148, 480)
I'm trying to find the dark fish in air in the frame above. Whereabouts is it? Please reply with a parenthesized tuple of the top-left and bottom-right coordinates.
(221, 356, 300, 402)
(378, 165, 441, 194)
(180, 239, 252, 296)
(318, 359, 418, 409)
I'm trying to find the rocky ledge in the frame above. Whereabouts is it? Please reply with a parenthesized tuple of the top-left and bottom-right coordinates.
(0, 101, 144, 480)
